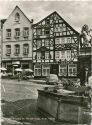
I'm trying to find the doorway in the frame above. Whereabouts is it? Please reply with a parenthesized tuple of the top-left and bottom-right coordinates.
(50, 64, 59, 75)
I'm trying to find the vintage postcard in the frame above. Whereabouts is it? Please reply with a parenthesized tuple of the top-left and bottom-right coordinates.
(0, 0, 92, 125)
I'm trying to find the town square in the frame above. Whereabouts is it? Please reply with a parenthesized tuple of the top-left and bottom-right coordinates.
(0, 1, 92, 125)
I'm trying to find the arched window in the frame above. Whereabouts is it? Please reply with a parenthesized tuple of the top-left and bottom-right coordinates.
(15, 13, 20, 22)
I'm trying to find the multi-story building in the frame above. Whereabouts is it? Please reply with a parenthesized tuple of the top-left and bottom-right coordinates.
(32, 11, 80, 78)
(2, 6, 33, 73)
(0, 19, 6, 67)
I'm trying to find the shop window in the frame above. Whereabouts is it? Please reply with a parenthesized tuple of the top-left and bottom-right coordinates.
(15, 13, 20, 22)
(6, 45, 11, 55)
(23, 44, 29, 55)
(34, 65, 41, 76)
(14, 44, 20, 55)
(68, 64, 77, 76)
(42, 65, 50, 76)
(15, 28, 20, 38)
(6, 29, 11, 39)
(59, 64, 67, 76)
(34, 69, 41, 76)
(23, 27, 29, 38)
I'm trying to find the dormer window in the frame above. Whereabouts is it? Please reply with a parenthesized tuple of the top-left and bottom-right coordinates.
(15, 13, 20, 22)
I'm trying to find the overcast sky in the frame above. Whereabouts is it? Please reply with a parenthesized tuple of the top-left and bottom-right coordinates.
(0, 1, 92, 33)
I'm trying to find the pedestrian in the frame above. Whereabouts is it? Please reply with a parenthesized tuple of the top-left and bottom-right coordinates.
(18, 72, 21, 81)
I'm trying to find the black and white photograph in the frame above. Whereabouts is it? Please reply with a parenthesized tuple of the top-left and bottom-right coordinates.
(0, 1, 92, 125)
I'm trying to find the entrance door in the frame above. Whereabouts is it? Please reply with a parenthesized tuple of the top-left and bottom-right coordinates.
(50, 64, 59, 75)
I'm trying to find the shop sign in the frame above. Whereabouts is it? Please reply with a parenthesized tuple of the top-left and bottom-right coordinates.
(12, 61, 20, 65)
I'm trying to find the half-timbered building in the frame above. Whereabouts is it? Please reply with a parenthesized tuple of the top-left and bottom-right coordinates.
(32, 11, 80, 78)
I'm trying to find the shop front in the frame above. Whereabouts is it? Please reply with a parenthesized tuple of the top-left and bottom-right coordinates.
(34, 61, 77, 78)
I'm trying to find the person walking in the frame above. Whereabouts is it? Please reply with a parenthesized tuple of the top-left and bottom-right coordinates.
(18, 72, 21, 81)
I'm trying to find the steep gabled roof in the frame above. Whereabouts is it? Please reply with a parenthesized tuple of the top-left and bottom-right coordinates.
(5, 5, 33, 24)
(33, 11, 80, 35)
(1, 19, 6, 29)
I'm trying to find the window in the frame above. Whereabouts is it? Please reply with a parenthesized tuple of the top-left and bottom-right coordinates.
(37, 52, 41, 60)
(66, 50, 71, 61)
(67, 38, 71, 43)
(15, 28, 20, 38)
(42, 65, 50, 76)
(55, 25, 64, 32)
(34, 65, 41, 76)
(15, 44, 20, 55)
(61, 51, 65, 60)
(55, 38, 60, 44)
(45, 28, 50, 35)
(68, 64, 77, 76)
(59, 64, 67, 76)
(37, 28, 41, 35)
(23, 44, 29, 55)
(6, 45, 11, 55)
(55, 51, 60, 59)
(23, 27, 29, 38)
(61, 38, 65, 44)
(45, 39, 49, 46)
(15, 13, 20, 22)
(45, 52, 49, 59)
(37, 40, 41, 48)
(45, 19, 50, 25)
(6, 29, 11, 39)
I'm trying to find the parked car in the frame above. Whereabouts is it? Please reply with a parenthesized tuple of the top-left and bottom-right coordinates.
(46, 74, 60, 85)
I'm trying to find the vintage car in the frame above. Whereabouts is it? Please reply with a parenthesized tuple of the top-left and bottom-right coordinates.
(46, 74, 60, 85)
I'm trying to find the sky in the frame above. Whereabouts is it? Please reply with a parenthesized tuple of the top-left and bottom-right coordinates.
(0, 0, 92, 33)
